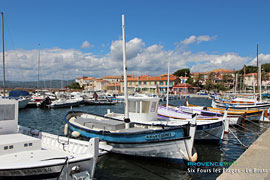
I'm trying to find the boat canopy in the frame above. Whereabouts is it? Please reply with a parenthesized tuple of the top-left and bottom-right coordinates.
(9, 90, 29, 98)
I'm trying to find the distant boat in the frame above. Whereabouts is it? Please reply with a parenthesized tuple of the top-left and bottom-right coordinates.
(84, 99, 116, 106)
(48, 97, 84, 109)
(8, 90, 30, 109)
(0, 98, 99, 180)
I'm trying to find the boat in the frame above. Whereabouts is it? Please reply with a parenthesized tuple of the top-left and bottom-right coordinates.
(48, 96, 84, 108)
(105, 95, 227, 141)
(84, 99, 116, 106)
(64, 15, 198, 164)
(0, 98, 99, 180)
(8, 90, 30, 109)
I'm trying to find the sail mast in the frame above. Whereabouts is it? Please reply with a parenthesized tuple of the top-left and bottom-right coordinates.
(166, 60, 170, 109)
(37, 43, 40, 89)
(1, 12, 6, 96)
(122, 14, 130, 129)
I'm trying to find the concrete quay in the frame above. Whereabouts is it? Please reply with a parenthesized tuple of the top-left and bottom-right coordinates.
(217, 127, 270, 180)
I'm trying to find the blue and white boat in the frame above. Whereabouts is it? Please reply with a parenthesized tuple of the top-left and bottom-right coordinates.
(64, 111, 197, 163)
(64, 15, 197, 164)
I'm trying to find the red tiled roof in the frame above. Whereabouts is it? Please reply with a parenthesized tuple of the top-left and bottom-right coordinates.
(103, 76, 122, 79)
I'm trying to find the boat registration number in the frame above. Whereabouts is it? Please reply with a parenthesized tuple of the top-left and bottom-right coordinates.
(145, 132, 176, 140)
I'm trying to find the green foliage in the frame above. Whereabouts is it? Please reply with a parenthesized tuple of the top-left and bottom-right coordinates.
(173, 68, 190, 77)
(262, 63, 270, 73)
(67, 82, 82, 89)
(238, 65, 257, 74)
(205, 80, 214, 90)
(186, 77, 194, 85)
(215, 83, 227, 91)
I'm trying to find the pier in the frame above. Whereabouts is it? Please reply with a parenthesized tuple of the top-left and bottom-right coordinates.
(218, 127, 270, 180)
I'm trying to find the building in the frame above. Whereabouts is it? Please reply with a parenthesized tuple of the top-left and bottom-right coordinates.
(103, 76, 122, 84)
(120, 74, 177, 94)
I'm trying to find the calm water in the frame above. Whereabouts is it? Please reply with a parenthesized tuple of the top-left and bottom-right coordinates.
(19, 98, 270, 180)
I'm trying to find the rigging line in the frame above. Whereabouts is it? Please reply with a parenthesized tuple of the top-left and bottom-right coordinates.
(232, 123, 259, 136)
(125, 158, 171, 180)
(5, 17, 26, 85)
(228, 128, 248, 148)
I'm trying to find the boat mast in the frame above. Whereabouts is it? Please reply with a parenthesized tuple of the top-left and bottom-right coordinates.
(166, 60, 170, 109)
(1, 12, 6, 96)
(122, 14, 130, 129)
(37, 43, 40, 89)
(257, 43, 259, 93)
(258, 62, 262, 102)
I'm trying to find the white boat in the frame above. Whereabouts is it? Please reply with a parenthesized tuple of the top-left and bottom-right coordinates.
(49, 97, 84, 108)
(64, 15, 197, 164)
(0, 98, 99, 180)
(105, 96, 227, 141)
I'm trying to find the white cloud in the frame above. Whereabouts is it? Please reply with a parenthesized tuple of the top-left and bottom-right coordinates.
(181, 35, 197, 45)
(180, 35, 216, 45)
(0, 37, 263, 81)
(81, 41, 93, 48)
(249, 54, 270, 66)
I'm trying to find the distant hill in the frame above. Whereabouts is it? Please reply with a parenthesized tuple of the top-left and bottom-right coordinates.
(0, 80, 75, 89)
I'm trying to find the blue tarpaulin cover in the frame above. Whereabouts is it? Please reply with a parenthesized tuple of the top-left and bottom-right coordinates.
(9, 90, 29, 97)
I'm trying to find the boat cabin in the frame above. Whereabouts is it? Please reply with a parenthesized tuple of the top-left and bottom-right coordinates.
(0, 99, 18, 135)
(127, 96, 160, 123)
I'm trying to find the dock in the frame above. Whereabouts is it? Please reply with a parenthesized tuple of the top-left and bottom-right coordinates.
(217, 127, 270, 180)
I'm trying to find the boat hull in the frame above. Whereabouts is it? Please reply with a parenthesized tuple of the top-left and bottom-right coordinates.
(0, 158, 93, 180)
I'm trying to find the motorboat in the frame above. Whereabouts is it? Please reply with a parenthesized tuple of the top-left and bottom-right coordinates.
(0, 98, 99, 180)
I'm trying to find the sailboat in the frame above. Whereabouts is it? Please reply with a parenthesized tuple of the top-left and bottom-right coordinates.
(64, 15, 197, 163)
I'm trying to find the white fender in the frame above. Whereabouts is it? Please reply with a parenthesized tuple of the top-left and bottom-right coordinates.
(71, 131, 80, 138)
(64, 123, 69, 136)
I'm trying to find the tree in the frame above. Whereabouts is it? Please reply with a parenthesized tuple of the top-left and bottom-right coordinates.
(186, 77, 194, 85)
(173, 68, 190, 77)
(208, 72, 216, 83)
(205, 80, 214, 90)
(67, 82, 82, 89)
(238, 65, 257, 74)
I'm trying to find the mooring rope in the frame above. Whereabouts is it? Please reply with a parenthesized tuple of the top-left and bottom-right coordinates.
(228, 128, 248, 148)
(231, 124, 259, 136)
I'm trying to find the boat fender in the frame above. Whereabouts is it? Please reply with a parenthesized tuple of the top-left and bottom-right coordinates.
(124, 118, 130, 123)
(64, 124, 69, 136)
(190, 147, 198, 162)
(71, 131, 80, 138)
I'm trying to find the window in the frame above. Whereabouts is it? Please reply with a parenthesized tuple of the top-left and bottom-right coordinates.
(24, 143, 28, 147)
(128, 101, 136, 113)
(0, 105, 15, 121)
(4, 146, 8, 150)
(9, 145, 13, 149)
(160, 81, 163, 85)
(142, 101, 150, 113)
(144, 82, 147, 85)
(29, 143, 33, 146)
(139, 82, 142, 85)
(155, 81, 157, 85)
(151, 102, 157, 112)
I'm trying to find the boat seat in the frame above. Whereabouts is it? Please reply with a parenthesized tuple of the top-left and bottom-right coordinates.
(75, 117, 125, 131)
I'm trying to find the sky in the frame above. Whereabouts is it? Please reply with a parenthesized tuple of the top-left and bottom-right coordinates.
(1, 0, 270, 81)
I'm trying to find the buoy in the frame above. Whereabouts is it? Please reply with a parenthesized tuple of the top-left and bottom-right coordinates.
(64, 124, 69, 136)
(71, 131, 80, 138)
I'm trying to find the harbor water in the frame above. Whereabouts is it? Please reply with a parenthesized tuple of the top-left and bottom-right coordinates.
(18, 98, 270, 180)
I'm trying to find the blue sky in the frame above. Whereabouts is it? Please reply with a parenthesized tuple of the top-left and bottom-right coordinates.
(1, 0, 270, 80)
